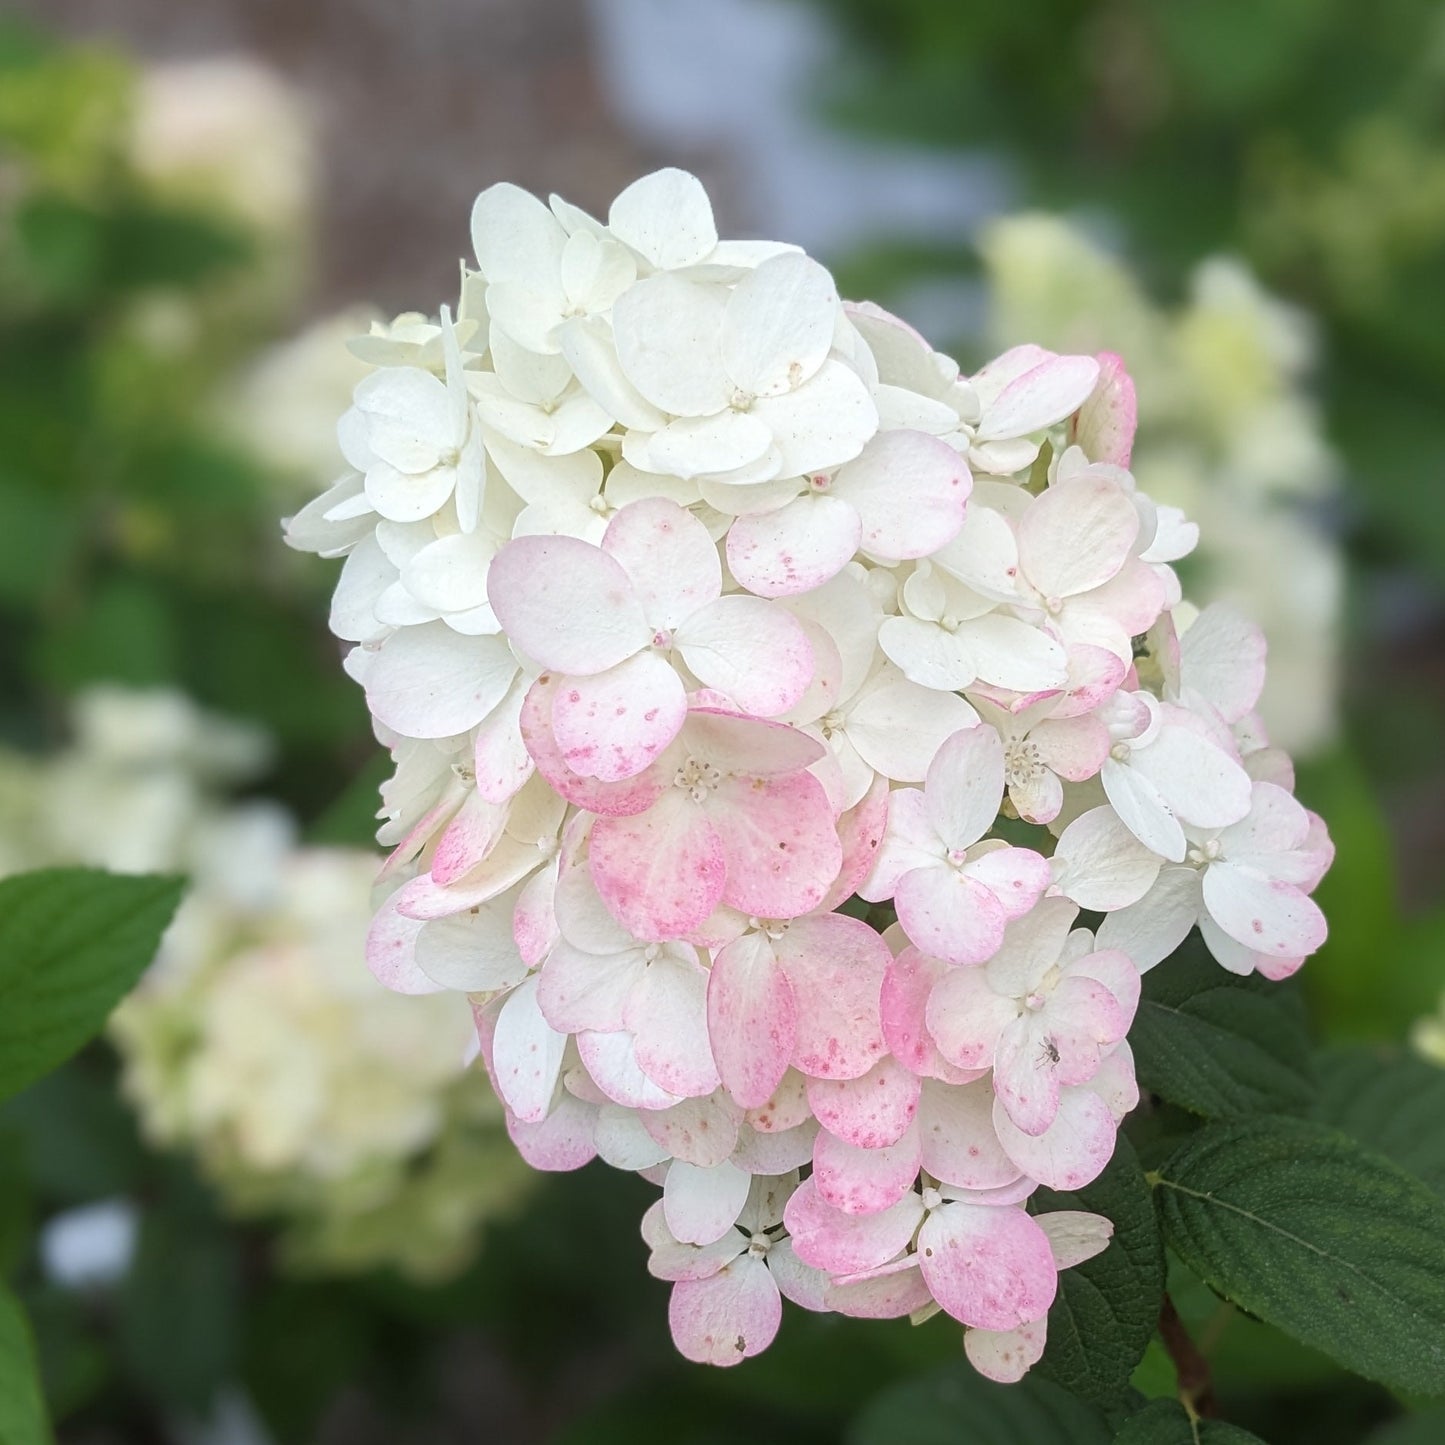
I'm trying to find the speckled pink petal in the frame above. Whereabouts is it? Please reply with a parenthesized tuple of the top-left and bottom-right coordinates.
(487, 532, 650, 675)
(550, 652, 688, 782)
(919, 1078, 1022, 1192)
(777, 913, 890, 1081)
(825, 1254, 932, 1319)
(365, 890, 442, 995)
(491, 977, 567, 1123)
(641, 1091, 744, 1168)
(602, 497, 723, 627)
(676, 594, 816, 717)
(1202, 861, 1327, 960)
(590, 791, 727, 941)
(428, 789, 507, 886)
(536, 939, 638, 1034)
(668, 1257, 781, 1367)
(505, 1092, 598, 1171)
(784, 1176, 924, 1273)
(918, 1202, 1057, 1331)
(924, 964, 1017, 1072)
(895, 863, 1009, 966)
(836, 428, 971, 560)
(993, 1084, 1118, 1191)
(512, 857, 560, 966)
(520, 673, 671, 816)
(992, 1014, 1064, 1137)
(812, 1122, 923, 1216)
(731, 1118, 818, 1176)
(1030, 713, 1109, 786)
(744, 1069, 813, 1133)
(819, 772, 891, 911)
(712, 770, 842, 920)
(576, 1029, 683, 1111)
(726, 493, 862, 598)
(626, 952, 721, 1098)
(965, 1318, 1048, 1383)
(1071, 351, 1136, 466)
(961, 845, 1052, 923)
(806, 1056, 921, 1149)
(881, 948, 986, 1085)
(708, 932, 798, 1110)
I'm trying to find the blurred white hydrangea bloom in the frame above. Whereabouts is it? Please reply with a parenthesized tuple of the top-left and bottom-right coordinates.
(1, 688, 529, 1280)
(981, 217, 1343, 755)
(129, 57, 315, 246)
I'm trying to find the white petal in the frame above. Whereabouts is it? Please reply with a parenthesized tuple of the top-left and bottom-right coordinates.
(924, 725, 1005, 853)
(608, 168, 718, 270)
(612, 272, 730, 416)
(492, 977, 566, 1123)
(664, 1160, 752, 1246)
(1051, 806, 1163, 911)
(847, 668, 978, 784)
(722, 252, 838, 397)
(365, 626, 517, 739)
(471, 181, 566, 286)
(751, 360, 878, 478)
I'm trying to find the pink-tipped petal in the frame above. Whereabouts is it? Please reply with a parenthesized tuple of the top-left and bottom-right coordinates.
(708, 932, 798, 1110)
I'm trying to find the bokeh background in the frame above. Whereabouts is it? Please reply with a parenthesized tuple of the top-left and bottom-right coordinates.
(1, 2, 1443, 1441)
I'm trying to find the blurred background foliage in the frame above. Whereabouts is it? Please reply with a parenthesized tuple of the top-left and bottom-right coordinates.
(0, 2, 1442, 1442)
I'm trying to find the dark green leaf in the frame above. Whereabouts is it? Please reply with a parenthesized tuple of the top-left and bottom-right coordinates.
(305, 753, 389, 848)
(2, 1061, 146, 1203)
(1113, 1397, 1268, 1443)
(1312, 1046, 1445, 1197)
(0, 1284, 52, 1445)
(0, 869, 184, 1102)
(1153, 1116, 1445, 1395)
(847, 1363, 1112, 1444)
(1030, 1138, 1165, 1405)
(118, 1183, 239, 1412)
(1366, 1407, 1445, 1444)
(1131, 936, 1314, 1119)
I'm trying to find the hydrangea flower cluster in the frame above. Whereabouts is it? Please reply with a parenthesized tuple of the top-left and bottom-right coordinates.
(286, 170, 1333, 1374)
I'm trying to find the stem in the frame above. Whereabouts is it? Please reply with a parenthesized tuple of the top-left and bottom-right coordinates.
(1158, 1292, 1217, 1420)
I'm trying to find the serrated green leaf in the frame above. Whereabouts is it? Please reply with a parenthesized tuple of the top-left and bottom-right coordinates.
(0, 868, 184, 1102)
(1030, 1138, 1165, 1405)
(1131, 937, 1314, 1119)
(1312, 1046, 1445, 1196)
(0, 1283, 52, 1445)
(1113, 1397, 1268, 1443)
(1153, 1116, 1445, 1395)
(847, 1363, 1112, 1444)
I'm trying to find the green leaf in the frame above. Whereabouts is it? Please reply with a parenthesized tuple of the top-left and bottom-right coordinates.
(1030, 1138, 1165, 1405)
(1153, 1116, 1445, 1395)
(0, 1284, 52, 1445)
(847, 1363, 1112, 1444)
(1113, 1398, 1268, 1443)
(1366, 1408, 1445, 1444)
(305, 753, 390, 849)
(117, 1176, 239, 1412)
(1312, 1046, 1445, 1197)
(0, 869, 184, 1102)
(1131, 936, 1314, 1119)
(1, 1061, 146, 1203)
